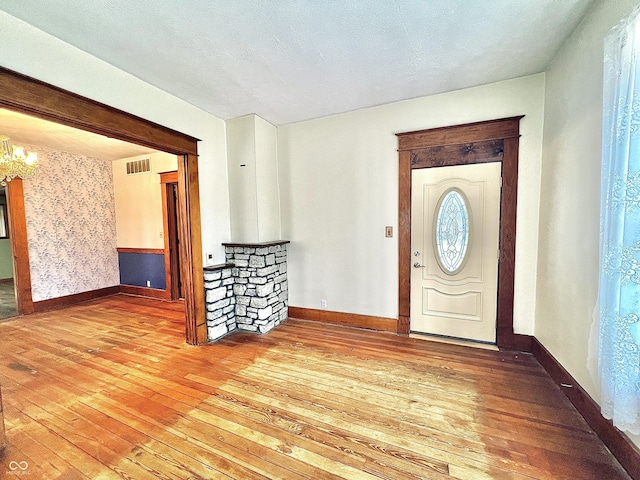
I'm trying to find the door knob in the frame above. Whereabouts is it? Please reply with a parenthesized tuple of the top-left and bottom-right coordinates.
(413, 262, 425, 268)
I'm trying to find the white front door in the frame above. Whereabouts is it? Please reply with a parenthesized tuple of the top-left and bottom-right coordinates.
(410, 162, 501, 343)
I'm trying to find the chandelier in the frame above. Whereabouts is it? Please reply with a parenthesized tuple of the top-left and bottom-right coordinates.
(0, 135, 39, 185)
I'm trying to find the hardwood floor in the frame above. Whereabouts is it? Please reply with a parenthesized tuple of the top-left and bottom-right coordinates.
(0, 295, 630, 479)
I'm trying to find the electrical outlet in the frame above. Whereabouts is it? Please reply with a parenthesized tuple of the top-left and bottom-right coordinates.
(146, 280, 151, 287)
(320, 299, 327, 309)
(385, 226, 393, 238)
(206, 252, 214, 265)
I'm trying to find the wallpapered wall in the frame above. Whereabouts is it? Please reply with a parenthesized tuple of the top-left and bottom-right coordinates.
(23, 145, 119, 302)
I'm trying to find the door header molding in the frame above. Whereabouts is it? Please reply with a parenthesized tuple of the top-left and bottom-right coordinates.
(0, 67, 200, 155)
(396, 116, 524, 151)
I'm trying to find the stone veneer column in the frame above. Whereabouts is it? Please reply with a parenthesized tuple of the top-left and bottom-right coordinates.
(225, 241, 289, 334)
(203, 240, 289, 342)
(203, 265, 237, 341)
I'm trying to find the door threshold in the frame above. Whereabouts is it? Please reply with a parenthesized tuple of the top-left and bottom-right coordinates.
(409, 332, 499, 351)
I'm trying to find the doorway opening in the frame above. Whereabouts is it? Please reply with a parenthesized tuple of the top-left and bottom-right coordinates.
(0, 67, 207, 345)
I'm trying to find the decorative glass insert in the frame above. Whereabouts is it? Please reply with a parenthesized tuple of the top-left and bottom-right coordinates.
(434, 188, 471, 275)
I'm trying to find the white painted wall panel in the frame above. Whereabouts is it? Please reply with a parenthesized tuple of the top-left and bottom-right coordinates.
(255, 115, 281, 241)
(112, 152, 177, 249)
(227, 115, 259, 242)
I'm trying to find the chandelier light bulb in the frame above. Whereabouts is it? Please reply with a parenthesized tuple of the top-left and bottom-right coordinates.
(0, 135, 40, 185)
(25, 152, 38, 165)
(12, 146, 25, 159)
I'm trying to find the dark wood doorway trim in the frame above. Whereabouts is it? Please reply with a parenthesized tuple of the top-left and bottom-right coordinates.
(6, 179, 34, 315)
(160, 171, 181, 301)
(0, 67, 206, 345)
(396, 116, 523, 349)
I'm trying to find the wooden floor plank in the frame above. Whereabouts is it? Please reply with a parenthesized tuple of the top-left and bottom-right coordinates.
(90, 388, 312, 480)
(213, 376, 537, 479)
(194, 375, 453, 480)
(0, 294, 631, 479)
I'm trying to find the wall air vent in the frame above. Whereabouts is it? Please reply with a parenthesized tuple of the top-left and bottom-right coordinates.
(126, 158, 151, 175)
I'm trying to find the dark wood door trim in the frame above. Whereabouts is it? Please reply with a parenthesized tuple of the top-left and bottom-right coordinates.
(0, 68, 199, 155)
(6, 179, 33, 315)
(160, 171, 180, 301)
(397, 116, 523, 349)
(179, 154, 206, 344)
(0, 67, 206, 345)
(159, 171, 179, 184)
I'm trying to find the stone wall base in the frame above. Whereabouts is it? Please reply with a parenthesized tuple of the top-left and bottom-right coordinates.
(204, 241, 289, 342)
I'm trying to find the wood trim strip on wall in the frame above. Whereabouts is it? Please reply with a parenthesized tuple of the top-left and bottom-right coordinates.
(119, 285, 170, 301)
(159, 170, 180, 301)
(531, 338, 640, 480)
(160, 178, 175, 301)
(511, 334, 533, 353)
(33, 285, 175, 312)
(0, 67, 199, 155)
(409, 139, 504, 169)
(159, 171, 179, 184)
(6, 179, 33, 315)
(117, 247, 166, 255)
(397, 116, 522, 150)
(288, 306, 397, 333)
(32, 286, 176, 313)
(179, 154, 206, 345)
(33, 286, 120, 312)
(397, 150, 412, 334)
(496, 136, 519, 348)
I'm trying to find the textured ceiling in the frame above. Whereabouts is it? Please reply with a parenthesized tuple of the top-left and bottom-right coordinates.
(1, 0, 594, 126)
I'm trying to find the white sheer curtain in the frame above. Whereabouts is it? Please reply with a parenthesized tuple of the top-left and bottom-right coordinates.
(598, 6, 640, 435)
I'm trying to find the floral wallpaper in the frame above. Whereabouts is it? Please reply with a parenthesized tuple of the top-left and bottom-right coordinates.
(23, 145, 119, 302)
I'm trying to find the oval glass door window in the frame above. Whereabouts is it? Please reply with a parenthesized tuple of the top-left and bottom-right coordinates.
(434, 188, 471, 275)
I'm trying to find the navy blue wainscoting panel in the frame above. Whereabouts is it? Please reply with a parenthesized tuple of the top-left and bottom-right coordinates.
(118, 252, 166, 290)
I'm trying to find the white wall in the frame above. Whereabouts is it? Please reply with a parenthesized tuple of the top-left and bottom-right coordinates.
(278, 74, 545, 333)
(227, 115, 259, 241)
(112, 152, 177, 249)
(255, 116, 281, 241)
(227, 114, 280, 243)
(537, 0, 640, 447)
(0, 11, 231, 265)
